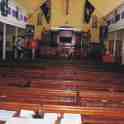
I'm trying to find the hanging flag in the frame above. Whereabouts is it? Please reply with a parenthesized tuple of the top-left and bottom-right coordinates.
(114, 10, 120, 23)
(37, 12, 43, 25)
(84, 0, 95, 23)
(92, 15, 98, 29)
(40, 0, 50, 23)
(15, 7, 19, 20)
(99, 24, 108, 42)
(0, 0, 9, 16)
(7, 7, 11, 15)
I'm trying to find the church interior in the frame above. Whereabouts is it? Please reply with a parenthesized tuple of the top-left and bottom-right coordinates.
(0, 0, 124, 124)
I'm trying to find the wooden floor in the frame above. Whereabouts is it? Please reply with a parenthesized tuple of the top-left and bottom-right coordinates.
(0, 60, 124, 123)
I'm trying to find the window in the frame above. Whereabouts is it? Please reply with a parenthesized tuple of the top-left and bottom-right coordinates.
(115, 14, 120, 22)
(24, 16, 28, 22)
(8, 7, 11, 15)
(121, 11, 124, 19)
(12, 9, 17, 17)
(107, 20, 111, 25)
(60, 37, 72, 43)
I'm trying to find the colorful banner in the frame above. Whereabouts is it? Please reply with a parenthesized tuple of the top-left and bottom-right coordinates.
(0, 1, 27, 23)
(99, 25, 108, 42)
(84, 0, 95, 23)
(40, 0, 50, 23)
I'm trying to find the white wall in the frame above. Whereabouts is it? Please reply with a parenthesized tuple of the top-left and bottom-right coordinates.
(0, 0, 28, 28)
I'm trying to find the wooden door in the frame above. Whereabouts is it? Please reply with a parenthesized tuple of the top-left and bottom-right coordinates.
(115, 40, 122, 64)
(0, 32, 3, 58)
(108, 40, 114, 54)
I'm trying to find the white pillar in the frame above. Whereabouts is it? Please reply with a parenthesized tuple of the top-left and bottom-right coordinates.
(2, 23, 7, 60)
(15, 27, 18, 43)
(122, 40, 124, 64)
(113, 32, 117, 57)
(14, 27, 18, 59)
(32, 48, 35, 60)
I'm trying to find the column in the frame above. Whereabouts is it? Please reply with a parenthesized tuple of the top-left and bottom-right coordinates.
(14, 27, 18, 59)
(2, 23, 7, 60)
(32, 48, 35, 60)
(113, 32, 117, 57)
(122, 33, 124, 64)
(65, 0, 69, 15)
(15, 27, 18, 43)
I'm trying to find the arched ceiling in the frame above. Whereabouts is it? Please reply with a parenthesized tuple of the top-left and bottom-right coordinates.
(16, 0, 124, 17)
(16, 0, 44, 14)
(91, 0, 124, 17)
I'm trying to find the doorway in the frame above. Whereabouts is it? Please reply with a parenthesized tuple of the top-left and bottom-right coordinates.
(115, 40, 122, 64)
(57, 30, 75, 59)
(0, 22, 3, 59)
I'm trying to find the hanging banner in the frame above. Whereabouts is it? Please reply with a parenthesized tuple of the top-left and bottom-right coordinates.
(99, 24, 108, 42)
(84, 0, 95, 23)
(15, 6, 19, 20)
(92, 15, 98, 29)
(40, 0, 50, 23)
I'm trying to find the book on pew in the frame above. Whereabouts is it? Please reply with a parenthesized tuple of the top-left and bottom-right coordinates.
(20, 109, 35, 118)
(44, 113, 58, 120)
(0, 110, 16, 121)
(61, 113, 82, 124)
(5, 117, 56, 124)
(63, 113, 81, 121)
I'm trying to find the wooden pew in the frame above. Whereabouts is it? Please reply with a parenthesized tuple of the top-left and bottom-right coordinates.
(0, 102, 124, 124)
(30, 79, 124, 92)
(83, 115, 124, 124)
(42, 104, 124, 118)
(79, 90, 124, 108)
(0, 86, 77, 105)
(0, 86, 124, 107)
(0, 101, 124, 124)
(0, 77, 124, 92)
(0, 67, 123, 81)
(0, 102, 40, 111)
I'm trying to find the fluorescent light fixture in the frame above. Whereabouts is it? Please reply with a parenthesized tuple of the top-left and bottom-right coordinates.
(51, 27, 82, 31)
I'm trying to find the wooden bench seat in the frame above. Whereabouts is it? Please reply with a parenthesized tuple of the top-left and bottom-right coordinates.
(0, 86, 124, 107)
(42, 104, 124, 118)
(0, 67, 123, 80)
(0, 74, 123, 92)
(0, 102, 40, 111)
(0, 102, 124, 120)
(30, 79, 124, 92)
(0, 87, 77, 105)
